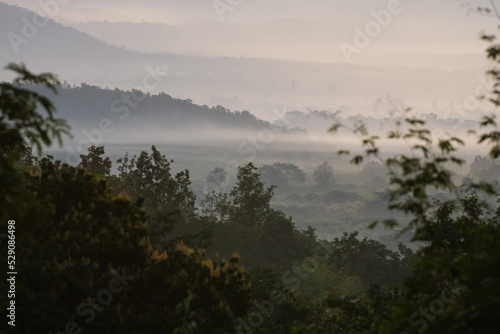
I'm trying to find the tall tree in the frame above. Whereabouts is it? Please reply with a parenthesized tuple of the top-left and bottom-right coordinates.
(79, 145, 112, 176)
(229, 162, 275, 227)
(111, 146, 214, 250)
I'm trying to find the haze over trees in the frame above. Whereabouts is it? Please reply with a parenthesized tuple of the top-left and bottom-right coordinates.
(3, 1, 500, 333)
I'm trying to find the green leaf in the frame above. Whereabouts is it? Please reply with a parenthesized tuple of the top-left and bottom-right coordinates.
(480, 115, 496, 127)
(328, 123, 342, 134)
(381, 219, 398, 229)
(489, 145, 500, 159)
(404, 118, 425, 126)
(388, 131, 402, 139)
(350, 156, 364, 165)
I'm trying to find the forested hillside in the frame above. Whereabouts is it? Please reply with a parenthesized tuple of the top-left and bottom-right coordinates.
(26, 82, 303, 135)
(2, 1, 500, 333)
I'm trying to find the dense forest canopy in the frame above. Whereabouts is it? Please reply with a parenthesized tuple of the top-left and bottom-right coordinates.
(2, 2, 500, 334)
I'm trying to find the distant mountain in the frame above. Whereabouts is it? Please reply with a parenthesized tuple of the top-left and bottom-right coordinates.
(0, 2, 489, 121)
(24, 83, 306, 146)
(70, 19, 486, 69)
(273, 109, 479, 142)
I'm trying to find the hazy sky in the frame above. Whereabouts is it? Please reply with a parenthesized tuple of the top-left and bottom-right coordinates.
(1, 0, 496, 25)
(3, 0, 500, 121)
(4, 0, 499, 60)
(3, 0, 499, 66)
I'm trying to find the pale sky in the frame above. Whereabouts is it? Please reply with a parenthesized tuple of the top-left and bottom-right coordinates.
(3, 0, 500, 58)
(4, 0, 500, 62)
(3, 0, 498, 28)
(2, 0, 500, 120)
(4, 0, 496, 26)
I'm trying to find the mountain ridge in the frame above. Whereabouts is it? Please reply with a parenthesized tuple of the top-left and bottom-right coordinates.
(0, 2, 488, 121)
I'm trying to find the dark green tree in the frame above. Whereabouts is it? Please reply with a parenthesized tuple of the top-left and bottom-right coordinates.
(110, 146, 210, 249)
(79, 145, 112, 176)
(326, 231, 414, 287)
(378, 192, 500, 333)
(0, 63, 70, 211)
(229, 162, 276, 227)
(113, 145, 195, 213)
